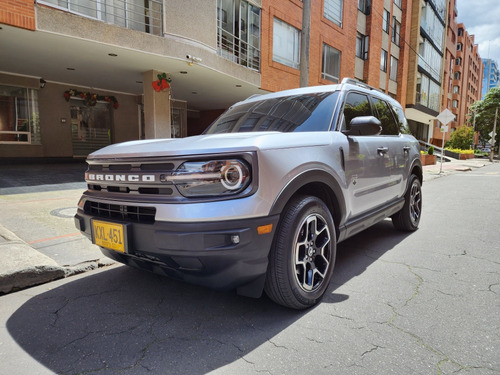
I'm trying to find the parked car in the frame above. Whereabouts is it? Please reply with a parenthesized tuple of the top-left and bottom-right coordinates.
(74, 78, 423, 309)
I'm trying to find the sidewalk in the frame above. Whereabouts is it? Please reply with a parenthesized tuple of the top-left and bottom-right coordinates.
(0, 158, 497, 294)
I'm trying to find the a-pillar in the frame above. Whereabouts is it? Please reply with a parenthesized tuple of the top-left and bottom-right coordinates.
(142, 70, 171, 139)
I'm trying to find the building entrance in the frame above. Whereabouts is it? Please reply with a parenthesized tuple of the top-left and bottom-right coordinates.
(70, 100, 112, 157)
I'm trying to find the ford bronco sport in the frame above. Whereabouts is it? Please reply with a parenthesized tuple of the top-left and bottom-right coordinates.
(74, 78, 422, 309)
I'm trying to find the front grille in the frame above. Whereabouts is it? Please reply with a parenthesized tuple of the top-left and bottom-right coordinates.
(85, 201, 156, 224)
(86, 160, 178, 196)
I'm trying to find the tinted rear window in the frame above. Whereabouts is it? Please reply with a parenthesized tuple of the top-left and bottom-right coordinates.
(205, 92, 339, 134)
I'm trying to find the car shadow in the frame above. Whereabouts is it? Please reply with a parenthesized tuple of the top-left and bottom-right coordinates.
(6, 220, 412, 374)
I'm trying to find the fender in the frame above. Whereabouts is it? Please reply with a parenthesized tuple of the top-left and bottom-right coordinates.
(269, 169, 347, 229)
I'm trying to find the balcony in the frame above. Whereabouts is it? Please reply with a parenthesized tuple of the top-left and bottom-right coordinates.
(38, 0, 163, 36)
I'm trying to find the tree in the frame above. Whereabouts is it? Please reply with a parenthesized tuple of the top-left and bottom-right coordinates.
(468, 87, 500, 148)
(449, 125, 473, 150)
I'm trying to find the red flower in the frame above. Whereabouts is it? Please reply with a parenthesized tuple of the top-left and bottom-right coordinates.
(113, 102, 119, 109)
(63, 92, 71, 101)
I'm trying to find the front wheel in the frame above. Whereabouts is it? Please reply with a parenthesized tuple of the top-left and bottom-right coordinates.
(264, 196, 336, 310)
(392, 174, 422, 231)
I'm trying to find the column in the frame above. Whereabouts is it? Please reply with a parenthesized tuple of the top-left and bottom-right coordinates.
(142, 70, 171, 139)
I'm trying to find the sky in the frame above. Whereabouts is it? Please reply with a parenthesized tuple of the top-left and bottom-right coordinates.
(456, 0, 500, 64)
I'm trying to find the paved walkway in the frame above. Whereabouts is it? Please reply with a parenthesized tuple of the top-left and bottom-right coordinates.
(0, 157, 496, 294)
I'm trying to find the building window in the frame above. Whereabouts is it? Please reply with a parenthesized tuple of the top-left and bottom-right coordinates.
(392, 17, 401, 46)
(381, 49, 388, 72)
(324, 0, 343, 27)
(457, 43, 462, 51)
(40, 0, 163, 35)
(393, 0, 402, 8)
(452, 85, 459, 94)
(272, 18, 300, 69)
(389, 56, 398, 81)
(0, 86, 40, 144)
(382, 10, 390, 33)
(356, 33, 369, 60)
(217, 0, 261, 71)
(455, 57, 461, 66)
(458, 27, 463, 36)
(358, 0, 370, 14)
(452, 99, 458, 108)
(322, 44, 341, 83)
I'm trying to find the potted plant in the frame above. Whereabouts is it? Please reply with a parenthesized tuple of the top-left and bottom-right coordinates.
(421, 146, 436, 165)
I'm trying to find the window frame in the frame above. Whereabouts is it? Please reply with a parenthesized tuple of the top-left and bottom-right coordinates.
(389, 55, 398, 81)
(380, 49, 388, 72)
(322, 43, 341, 83)
(391, 16, 401, 46)
(272, 17, 301, 69)
(0, 86, 40, 145)
(324, 0, 343, 27)
(382, 9, 390, 33)
(356, 33, 369, 60)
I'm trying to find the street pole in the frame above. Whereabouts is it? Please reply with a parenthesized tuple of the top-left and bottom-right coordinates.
(440, 127, 445, 174)
(299, 0, 311, 87)
(490, 107, 497, 162)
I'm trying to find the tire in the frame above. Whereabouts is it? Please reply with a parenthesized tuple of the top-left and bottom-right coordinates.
(264, 195, 336, 310)
(392, 174, 422, 232)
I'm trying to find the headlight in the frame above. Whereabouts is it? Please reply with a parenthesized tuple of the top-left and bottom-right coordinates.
(170, 159, 251, 197)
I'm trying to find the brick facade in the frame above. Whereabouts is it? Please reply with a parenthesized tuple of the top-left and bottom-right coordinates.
(0, 0, 36, 30)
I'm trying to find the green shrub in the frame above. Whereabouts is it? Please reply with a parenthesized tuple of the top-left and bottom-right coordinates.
(428, 146, 434, 155)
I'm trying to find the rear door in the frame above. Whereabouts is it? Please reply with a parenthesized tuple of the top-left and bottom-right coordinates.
(371, 97, 406, 199)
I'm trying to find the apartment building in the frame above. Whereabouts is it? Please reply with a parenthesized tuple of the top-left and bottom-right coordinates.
(404, 0, 447, 142)
(0, 0, 481, 160)
(0, 0, 265, 159)
(482, 58, 500, 98)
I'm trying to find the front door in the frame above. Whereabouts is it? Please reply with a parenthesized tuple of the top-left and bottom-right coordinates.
(70, 100, 112, 157)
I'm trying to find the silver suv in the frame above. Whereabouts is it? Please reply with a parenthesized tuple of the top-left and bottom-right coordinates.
(74, 78, 422, 309)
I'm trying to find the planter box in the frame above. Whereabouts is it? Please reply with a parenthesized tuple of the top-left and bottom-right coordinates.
(421, 154, 436, 165)
(459, 153, 474, 160)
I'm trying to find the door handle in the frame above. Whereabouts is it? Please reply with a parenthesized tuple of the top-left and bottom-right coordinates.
(377, 147, 388, 156)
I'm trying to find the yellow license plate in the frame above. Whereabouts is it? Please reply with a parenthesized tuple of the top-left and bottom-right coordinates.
(92, 220, 126, 253)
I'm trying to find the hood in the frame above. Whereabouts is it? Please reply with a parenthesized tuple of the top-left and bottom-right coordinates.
(87, 132, 333, 160)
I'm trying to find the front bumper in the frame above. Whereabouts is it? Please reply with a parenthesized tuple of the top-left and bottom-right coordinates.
(74, 209, 279, 297)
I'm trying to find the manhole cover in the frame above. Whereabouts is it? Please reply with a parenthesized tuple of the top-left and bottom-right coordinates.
(50, 207, 78, 219)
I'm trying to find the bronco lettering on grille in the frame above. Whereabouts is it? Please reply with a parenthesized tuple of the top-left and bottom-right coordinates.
(86, 173, 156, 183)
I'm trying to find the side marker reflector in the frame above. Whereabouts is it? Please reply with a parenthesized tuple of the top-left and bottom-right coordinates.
(257, 224, 273, 235)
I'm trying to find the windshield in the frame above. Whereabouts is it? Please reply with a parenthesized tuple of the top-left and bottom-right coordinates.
(205, 91, 339, 134)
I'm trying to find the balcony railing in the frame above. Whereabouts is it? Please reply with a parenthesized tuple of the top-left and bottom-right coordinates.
(39, 0, 163, 36)
(217, 27, 260, 71)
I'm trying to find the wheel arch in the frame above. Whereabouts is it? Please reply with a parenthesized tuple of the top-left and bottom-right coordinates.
(410, 159, 423, 184)
(269, 170, 346, 238)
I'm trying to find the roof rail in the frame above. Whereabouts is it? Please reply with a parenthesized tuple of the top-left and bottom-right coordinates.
(340, 77, 380, 92)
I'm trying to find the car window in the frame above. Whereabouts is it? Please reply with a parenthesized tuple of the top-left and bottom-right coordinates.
(205, 92, 339, 133)
(342, 92, 372, 131)
(372, 98, 399, 135)
(391, 104, 411, 134)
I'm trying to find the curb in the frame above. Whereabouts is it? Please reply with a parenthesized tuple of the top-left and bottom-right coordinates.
(0, 224, 115, 294)
(0, 224, 66, 294)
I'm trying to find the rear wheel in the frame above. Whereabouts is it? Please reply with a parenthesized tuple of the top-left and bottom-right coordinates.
(392, 174, 422, 231)
(264, 196, 336, 310)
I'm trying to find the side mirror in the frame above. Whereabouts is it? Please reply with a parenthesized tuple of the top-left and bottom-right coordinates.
(343, 116, 382, 136)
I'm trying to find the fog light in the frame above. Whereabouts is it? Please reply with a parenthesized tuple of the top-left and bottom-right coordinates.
(231, 235, 240, 244)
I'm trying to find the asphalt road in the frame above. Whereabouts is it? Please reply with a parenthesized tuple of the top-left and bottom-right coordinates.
(0, 163, 499, 375)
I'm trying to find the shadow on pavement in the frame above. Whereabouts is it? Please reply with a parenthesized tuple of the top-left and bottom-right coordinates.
(0, 162, 87, 194)
(6, 220, 412, 374)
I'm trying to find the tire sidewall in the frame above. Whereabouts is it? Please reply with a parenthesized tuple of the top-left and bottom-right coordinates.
(281, 196, 337, 306)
